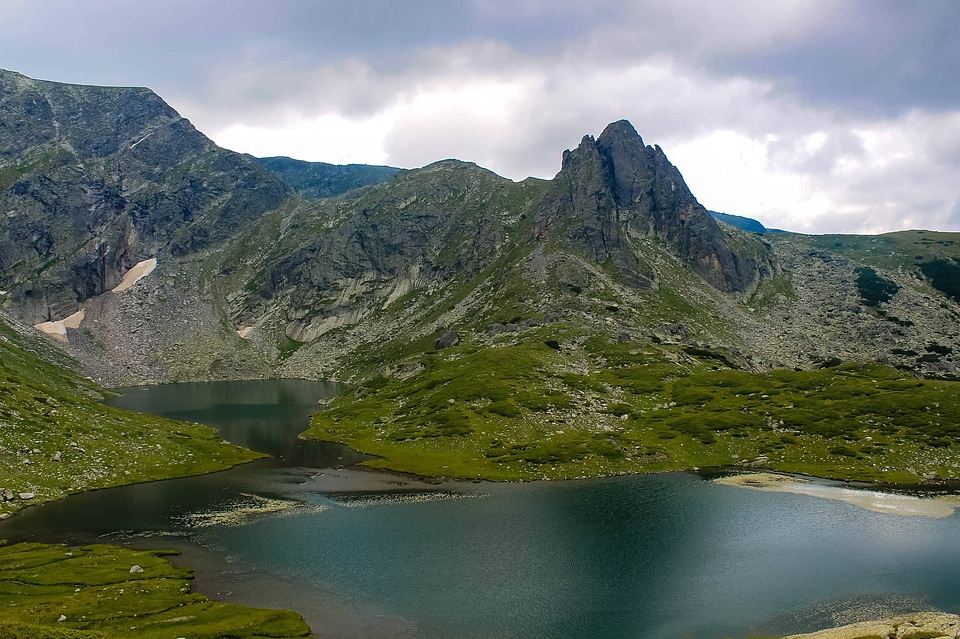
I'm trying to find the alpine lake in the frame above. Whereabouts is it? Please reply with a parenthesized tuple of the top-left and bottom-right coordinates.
(1, 380, 959, 639)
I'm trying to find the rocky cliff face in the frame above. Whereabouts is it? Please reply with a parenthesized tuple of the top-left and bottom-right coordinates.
(0, 69, 289, 323)
(533, 120, 768, 292)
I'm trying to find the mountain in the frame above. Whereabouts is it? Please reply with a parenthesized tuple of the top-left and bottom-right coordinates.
(253, 155, 400, 199)
(0, 68, 289, 324)
(710, 210, 767, 233)
(2, 70, 960, 486)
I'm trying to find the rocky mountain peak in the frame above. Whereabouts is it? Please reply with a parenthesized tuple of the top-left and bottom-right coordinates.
(536, 119, 767, 293)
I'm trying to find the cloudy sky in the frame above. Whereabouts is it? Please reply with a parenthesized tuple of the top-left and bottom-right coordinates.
(3, 0, 959, 234)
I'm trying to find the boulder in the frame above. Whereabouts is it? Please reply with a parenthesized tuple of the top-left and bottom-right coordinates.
(434, 330, 459, 349)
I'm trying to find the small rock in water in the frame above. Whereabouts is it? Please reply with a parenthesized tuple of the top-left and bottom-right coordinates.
(129, 564, 144, 573)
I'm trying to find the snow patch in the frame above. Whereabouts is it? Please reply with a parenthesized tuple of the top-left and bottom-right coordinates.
(113, 258, 157, 292)
(34, 309, 85, 342)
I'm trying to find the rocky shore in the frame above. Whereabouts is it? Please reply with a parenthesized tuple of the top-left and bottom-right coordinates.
(784, 612, 960, 639)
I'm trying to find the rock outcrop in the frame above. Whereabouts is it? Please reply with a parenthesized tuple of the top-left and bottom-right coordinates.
(532, 120, 769, 292)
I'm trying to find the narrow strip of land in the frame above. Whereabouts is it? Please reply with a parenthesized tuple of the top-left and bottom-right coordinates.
(716, 472, 960, 518)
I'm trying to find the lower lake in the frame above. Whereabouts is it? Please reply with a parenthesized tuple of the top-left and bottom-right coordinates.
(2, 380, 959, 639)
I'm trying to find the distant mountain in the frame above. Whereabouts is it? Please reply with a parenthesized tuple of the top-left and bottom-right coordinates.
(709, 210, 787, 233)
(252, 155, 400, 199)
(709, 210, 768, 232)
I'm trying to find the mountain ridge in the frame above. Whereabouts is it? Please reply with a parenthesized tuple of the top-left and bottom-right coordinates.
(252, 154, 401, 199)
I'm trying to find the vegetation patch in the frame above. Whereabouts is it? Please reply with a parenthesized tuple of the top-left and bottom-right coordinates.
(0, 542, 310, 639)
(305, 332, 960, 484)
(919, 258, 960, 301)
(854, 267, 899, 306)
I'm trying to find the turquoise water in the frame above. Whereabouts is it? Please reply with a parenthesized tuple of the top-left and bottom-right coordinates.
(2, 380, 959, 639)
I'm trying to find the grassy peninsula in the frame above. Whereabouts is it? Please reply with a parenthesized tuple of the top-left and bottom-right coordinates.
(0, 542, 310, 639)
(306, 328, 960, 484)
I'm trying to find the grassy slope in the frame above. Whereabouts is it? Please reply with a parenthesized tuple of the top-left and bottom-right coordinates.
(0, 542, 310, 639)
(0, 318, 264, 516)
(307, 323, 960, 484)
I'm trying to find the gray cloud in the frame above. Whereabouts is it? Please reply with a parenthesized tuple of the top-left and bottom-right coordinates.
(951, 199, 960, 227)
(715, 0, 960, 116)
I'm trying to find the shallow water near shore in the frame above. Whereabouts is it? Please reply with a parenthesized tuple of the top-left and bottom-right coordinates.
(2, 380, 960, 639)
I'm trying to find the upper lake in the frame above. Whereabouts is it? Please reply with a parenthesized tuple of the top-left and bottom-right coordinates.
(2, 379, 959, 639)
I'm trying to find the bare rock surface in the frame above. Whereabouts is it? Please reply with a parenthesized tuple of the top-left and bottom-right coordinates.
(784, 612, 960, 639)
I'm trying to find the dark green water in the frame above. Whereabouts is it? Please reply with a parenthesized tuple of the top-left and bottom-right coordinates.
(2, 380, 959, 639)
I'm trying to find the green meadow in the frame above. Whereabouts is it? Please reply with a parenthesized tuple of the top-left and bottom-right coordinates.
(307, 329, 960, 484)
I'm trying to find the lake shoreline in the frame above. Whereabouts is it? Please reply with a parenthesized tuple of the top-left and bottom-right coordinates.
(5, 378, 959, 639)
(714, 470, 960, 517)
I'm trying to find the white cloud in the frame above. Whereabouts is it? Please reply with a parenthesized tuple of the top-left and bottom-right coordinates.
(74, 1, 949, 235)
(672, 110, 960, 233)
(214, 113, 395, 165)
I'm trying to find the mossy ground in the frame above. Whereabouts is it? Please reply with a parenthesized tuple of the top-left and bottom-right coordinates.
(0, 542, 310, 639)
(306, 328, 960, 484)
(0, 320, 263, 516)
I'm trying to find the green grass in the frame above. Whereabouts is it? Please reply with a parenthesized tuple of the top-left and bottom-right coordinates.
(0, 148, 74, 192)
(0, 542, 310, 639)
(0, 320, 264, 516)
(305, 333, 960, 483)
(808, 230, 960, 270)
